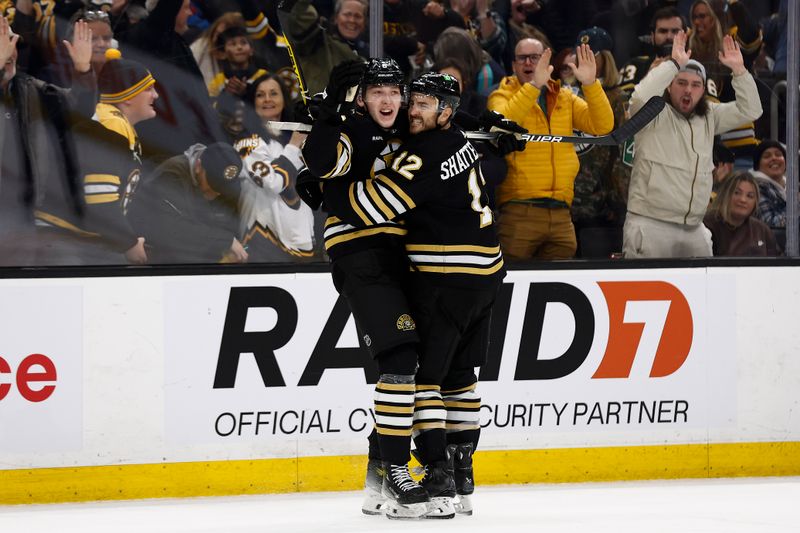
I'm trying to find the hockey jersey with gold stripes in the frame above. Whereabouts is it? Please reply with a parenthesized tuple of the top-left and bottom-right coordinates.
(324, 125, 505, 288)
(302, 112, 408, 261)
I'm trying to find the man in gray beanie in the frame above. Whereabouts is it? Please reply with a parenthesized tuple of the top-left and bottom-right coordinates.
(622, 30, 762, 258)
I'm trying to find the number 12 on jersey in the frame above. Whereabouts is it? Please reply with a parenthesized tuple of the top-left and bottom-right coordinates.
(468, 168, 493, 228)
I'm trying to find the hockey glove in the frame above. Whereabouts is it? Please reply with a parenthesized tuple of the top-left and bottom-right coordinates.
(326, 59, 366, 103)
(492, 132, 528, 156)
(295, 169, 324, 210)
(318, 60, 366, 124)
(478, 109, 528, 134)
(293, 98, 316, 125)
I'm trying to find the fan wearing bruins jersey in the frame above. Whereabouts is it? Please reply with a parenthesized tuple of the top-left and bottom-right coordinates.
(235, 132, 315, 261)
(301, 58, 433, 519)
(34, 49, 153, 265)
(325, 73, 510, 518)
(231, 73, 314, 261)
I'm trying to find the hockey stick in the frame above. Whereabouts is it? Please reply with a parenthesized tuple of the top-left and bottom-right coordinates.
(276, 0, 309, 104)
(267, 96, 666, 144)
(463, 96, 665, 145)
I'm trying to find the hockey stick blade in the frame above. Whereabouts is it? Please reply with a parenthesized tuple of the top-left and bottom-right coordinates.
(267, 121, 312, 132)
(609, 95, 665, 144)
(463, 96, 665, 145)
(266, 96, 665, 144)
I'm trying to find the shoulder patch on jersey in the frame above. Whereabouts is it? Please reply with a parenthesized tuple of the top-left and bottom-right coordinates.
(396, 314, 416, 331)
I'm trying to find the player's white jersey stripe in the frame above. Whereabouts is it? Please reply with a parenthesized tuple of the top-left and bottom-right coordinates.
(354, 181, 389, 224)
(84, 184, 119, 194)
(375, 392, 414, 404)
(373, 181, 408, 216)
(443, 411, 478, 422)
(408, 252, 503, 266)
(321, 134, 353, 179)
(375, 415, 411, 428)
(414, 408, 446, 420)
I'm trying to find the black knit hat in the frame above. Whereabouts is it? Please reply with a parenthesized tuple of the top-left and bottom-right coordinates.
(752, 139, 786, 170)
(98, 49, 155, 104)
(201, 143, 243, 201)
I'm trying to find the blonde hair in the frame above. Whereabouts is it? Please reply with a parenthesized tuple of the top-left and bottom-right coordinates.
(597, 49, 620, 88)
(688, 0, 724, 63)
(708, 171, 760, 225)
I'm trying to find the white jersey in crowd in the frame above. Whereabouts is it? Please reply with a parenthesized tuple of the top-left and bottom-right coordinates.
(235, 133, 315, 260)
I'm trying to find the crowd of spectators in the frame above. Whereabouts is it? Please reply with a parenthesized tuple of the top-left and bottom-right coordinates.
(0, 0, 793, 266)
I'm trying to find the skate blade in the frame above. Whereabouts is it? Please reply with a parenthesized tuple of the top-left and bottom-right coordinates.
(454, 494, 473, 516)
(361, 502, 386, 516)
(425, 496, 455, 519)
(362, 489, 386, 515)
(385, 501, 428, 520)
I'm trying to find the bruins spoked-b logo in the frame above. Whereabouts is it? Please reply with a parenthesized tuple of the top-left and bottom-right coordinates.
(223, 165, 239, 180)
(396, 314, 416, 331)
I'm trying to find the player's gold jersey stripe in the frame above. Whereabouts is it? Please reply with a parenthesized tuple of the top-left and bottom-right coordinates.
(412, 261, 505, 276)
(320, 134, 352, 179)
(445, 423, 480, 430)
(412, 422, 445, 430)
(377, 382, 416, 392)
(443, 401, 481, 409)
(442, 383, 477, 394)
(325, 226, 407, 248)
(406, 244, 501, 254)
(349, 182, 371, 225)
(85, 193, 120, 204)
(376, 427, 412, 437)
(84, 174, 121, 185)
(375, 174, 414, 209)
(375, 405, 414, 414)
(366, 180, 395, 220)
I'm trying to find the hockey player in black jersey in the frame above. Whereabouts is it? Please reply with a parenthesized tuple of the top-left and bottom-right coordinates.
(323, 72, 515, 517)
(300, 58, 431, 520)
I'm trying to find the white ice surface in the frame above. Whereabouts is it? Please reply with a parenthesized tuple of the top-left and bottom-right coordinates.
(1, 477, 799, 533)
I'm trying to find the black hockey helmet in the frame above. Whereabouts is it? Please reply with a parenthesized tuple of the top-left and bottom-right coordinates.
(358, 57, 405, 107)
(408, 72, 460, 113)
(361, 57, 404, 88)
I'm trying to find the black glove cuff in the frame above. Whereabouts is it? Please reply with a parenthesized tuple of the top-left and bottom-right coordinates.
(316, 101, 343, 126)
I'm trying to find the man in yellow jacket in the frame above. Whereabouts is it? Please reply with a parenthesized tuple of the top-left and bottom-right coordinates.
(487, 38, 614, 260)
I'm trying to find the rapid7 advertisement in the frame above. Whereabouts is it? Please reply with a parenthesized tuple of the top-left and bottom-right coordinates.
(164, 269, 735, 446)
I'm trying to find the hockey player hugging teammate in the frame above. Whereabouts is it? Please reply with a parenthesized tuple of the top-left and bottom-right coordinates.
(323, 72, 517, 519)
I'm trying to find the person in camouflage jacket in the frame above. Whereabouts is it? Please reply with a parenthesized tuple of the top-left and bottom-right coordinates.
(570, 82, 631, 230)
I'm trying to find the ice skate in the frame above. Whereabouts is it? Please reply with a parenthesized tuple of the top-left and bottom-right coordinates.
(382, 463, 430, 520)
(419, 459, 456, 519)
(452, 443, 475, 515)
(361, 458, 386, 515)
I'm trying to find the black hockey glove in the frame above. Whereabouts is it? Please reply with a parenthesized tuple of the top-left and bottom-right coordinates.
(293, 98, 315, 125)
(318, 60, 366, 124)
(492, 132, 528, 156)
(326, 59, 366, 103)
(478, 109, 528, 134)
(295, 169, 324, 210)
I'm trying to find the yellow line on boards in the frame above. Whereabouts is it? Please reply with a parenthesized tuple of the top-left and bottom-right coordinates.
(1, 442, 798, 505)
